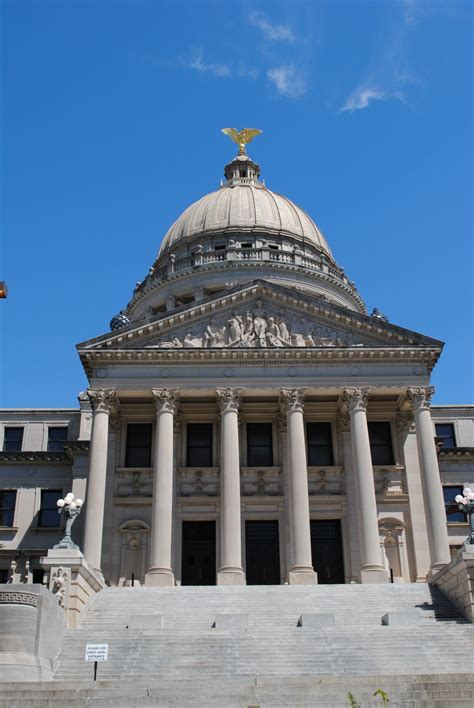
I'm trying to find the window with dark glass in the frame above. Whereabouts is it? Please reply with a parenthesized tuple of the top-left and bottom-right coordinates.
(0, 491, 17, 527)
(0, 569, 9, 583)
(47, 427, 68, 452)
(3, 427, 23, 452)
(241, 242, 252, 249)
(186, 423, 213, 467)
(125, 424, 152, 467)
(368, 422, 394, 465)
(247, 423, 273, 467)
(38, 490, 62, 527)
(443, 486, 467, 523)
(435, 423, 456, 449)
(306, 422, 334, 466)
(32, 568, 45, 584)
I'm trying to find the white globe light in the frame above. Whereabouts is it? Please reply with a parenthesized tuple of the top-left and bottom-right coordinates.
(75, 499, 83, 507)
(467, 492, 474, 501)
(463, 487, 472, 496)
(69, 501, 77, 509)
(455, 495, 464, 503)
(65, 492, 74, 500)
(57, 499, 65, 508)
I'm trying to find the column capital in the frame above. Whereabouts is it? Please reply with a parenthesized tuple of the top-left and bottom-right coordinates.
(342, 387, 371, 413)
(87, 388, 116, 414)
(216, 388, 243, 413)
(152, 388, 180, 415)
(407, 386, 434, 412)
(279, 388, 306, 414)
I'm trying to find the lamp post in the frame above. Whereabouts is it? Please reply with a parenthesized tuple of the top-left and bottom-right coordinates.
(54, 492, 84, 550)
(454, 484, 474, 546)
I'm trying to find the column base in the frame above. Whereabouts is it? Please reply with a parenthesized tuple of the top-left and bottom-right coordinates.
(217, 569, 246, 585)
(288, 568, 318, 585)
(360, 567, 389, 584)
(145, 569, 175, 587)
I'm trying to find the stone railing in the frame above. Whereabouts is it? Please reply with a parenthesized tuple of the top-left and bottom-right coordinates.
(429, 545, 474, 622)
(154, 246, 352, 288)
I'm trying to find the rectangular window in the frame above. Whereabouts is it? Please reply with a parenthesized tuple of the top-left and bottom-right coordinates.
(368, 422, 394, 465)
(443, 486, 467, 523)
(247, 423, 273, 467)
(186, 423, 213, 467)
(306, 422, 334, 466)
(125, 423, 152, 467)
(32, 569, 45, 584)
(3, 427, 23, 452)
(0, 569, 9, 583)
(435, 423, 456, 449)
(0, 491, 17, 527)
(47, 427, 68, 452)
(38, 490, 62, 527)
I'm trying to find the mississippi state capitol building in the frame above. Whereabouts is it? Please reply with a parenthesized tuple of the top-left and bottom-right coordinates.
(1, 135, 473, 590)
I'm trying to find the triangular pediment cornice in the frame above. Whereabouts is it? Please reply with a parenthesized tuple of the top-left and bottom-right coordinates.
(77, 280, 443, 354)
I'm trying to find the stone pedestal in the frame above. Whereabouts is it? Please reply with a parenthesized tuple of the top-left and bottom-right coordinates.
(0, 584, 64, 681)
(40, 548, 105, 628)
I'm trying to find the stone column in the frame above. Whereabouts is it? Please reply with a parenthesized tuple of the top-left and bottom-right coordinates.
(407, 387, 451, 573)
(216, 388, 245, 585)
(280, 389, 316, 584)
(343, 388, 388, 583)
(145, 388, 180, 587)
(83, 389, 116, 575)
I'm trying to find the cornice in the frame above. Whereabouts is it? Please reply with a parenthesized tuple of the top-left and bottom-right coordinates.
(438, 447, 474, 461)
(0, 451, 72, 465)
(79, 345, 441, 377)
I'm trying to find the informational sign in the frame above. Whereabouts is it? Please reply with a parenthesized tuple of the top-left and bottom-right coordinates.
(85, 643, 108, 662)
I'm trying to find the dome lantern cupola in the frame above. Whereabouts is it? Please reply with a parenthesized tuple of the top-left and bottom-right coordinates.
(221, 127, 264, 187)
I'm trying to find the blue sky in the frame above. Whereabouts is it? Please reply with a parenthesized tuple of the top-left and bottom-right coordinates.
(1, 0, 472, 407)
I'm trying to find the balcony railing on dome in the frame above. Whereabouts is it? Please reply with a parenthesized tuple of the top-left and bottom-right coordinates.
(150, 245, 354, 290)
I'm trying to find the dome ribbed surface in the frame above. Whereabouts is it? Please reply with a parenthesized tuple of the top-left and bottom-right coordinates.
(159, 184, 332, 256)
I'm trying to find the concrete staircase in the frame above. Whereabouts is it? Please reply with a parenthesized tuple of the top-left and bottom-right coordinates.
(3, 584, 473, 705)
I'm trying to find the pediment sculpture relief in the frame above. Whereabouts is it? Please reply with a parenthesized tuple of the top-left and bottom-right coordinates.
(146, 301, 364, 350)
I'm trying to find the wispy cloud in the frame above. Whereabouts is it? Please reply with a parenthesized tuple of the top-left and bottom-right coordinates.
(185, 49, 231, 78)
(267, 65, 307, 99)
(341, 87, 405, 112)
(249, 11, 295, 43)
(339, 3, 417, 113)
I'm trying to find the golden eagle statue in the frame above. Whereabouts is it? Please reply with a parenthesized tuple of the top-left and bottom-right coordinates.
(221, 128, 263, 155)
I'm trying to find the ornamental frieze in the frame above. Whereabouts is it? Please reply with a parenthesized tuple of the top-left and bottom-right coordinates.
(146, 302, 364, 350)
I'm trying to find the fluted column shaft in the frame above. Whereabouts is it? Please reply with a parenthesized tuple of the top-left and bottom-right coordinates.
(408, 387, 451, 573)
(216, 388, 245, 585)
(280, 389, 316, 584)
(83, 389, 116, 574)
(146, 388, 179, 586)
(343, 388, 388, 583)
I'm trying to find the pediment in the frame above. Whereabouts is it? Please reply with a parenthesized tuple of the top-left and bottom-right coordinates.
(78, 281, 443, 354)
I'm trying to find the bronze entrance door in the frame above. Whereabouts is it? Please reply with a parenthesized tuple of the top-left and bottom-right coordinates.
(181, 521, 216, 585)
(310, 520, 345, 584)
(245, 520, 281, 585)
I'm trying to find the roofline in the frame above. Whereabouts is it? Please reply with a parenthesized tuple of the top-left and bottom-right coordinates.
(0, 408, 80, 413)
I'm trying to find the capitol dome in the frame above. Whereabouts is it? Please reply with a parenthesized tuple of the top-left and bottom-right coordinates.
(159, 183, 332, 257)
(124, 139, 366, 323)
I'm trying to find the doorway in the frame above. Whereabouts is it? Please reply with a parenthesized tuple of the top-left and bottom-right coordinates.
(245, 520, 281, 585)
(310, 520, 345, 584)
(181, 521, 216, 585)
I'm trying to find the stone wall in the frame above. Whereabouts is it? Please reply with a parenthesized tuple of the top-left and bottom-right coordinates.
(0, 584, 64, 681)
(429, 545, 474, 622)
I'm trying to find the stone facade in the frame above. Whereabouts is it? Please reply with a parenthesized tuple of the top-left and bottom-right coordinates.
(1, 145, 473, 594)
